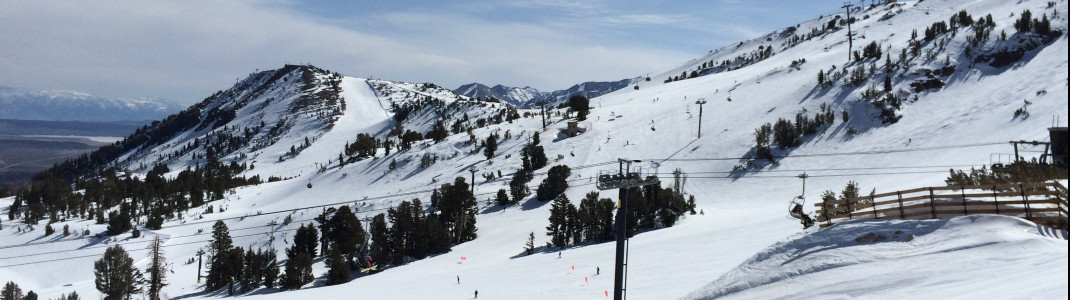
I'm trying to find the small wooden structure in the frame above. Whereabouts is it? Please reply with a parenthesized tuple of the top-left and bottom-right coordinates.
(566, 121, 580, 137)
(814, 181, 1068, 229)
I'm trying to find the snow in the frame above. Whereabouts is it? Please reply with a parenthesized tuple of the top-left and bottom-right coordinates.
(1, 0, 1067, 299)
(683, 215, 1068, 299)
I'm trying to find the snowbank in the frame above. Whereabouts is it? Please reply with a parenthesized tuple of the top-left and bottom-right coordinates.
(684, 215, 1069, 299)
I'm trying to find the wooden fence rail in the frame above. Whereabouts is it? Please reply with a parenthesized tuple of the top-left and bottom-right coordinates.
(814, 181, 1069, 228)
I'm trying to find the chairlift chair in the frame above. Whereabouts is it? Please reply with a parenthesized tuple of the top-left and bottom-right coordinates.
(788, 195, 806, 219)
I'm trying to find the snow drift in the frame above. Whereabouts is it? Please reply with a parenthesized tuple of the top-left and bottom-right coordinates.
(685, 215, 1068, 299)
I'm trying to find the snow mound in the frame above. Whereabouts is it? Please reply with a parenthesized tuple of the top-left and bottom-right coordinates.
(684, 215, 1068, 299)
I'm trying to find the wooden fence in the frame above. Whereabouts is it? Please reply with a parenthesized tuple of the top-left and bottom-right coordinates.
(814, 181, 1069, 228)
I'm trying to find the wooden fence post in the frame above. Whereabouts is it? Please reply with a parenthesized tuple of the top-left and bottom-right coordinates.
(846, 197, 854, 220)
(992, 186, 999, 215)
(822, 200, 831, 227)
(870, 195, 878, 219)
(1019, 183, 1031, 220)
(897, 191, 905, 219)
(961, 186, 968, 216)
(929, 187, 937, 219)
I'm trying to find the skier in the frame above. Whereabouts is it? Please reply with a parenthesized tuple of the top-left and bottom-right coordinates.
(791, 204, 814, 229)
(457, 275, 460, 284)
(475, 290, 479, 298)
(364, 251, 374, 268)
(597, 266, 600, 275)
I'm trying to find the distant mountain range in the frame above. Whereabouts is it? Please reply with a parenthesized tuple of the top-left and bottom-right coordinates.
(0, 85, 184, 122)
(454, 78, 638, 108)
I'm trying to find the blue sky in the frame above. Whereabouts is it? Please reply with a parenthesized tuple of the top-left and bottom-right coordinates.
(0, 0, 846, 105)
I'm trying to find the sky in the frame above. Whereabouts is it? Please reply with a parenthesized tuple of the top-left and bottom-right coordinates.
(0, 0, 847, 105)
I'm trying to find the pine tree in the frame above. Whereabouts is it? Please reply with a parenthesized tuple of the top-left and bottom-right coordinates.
(530, 146, 548, 169)
(94, 245, 144, 300)
(422, 211, 452, 254)
(536, 165, 571, 201)
(772, 118, 799, 148)
(290, 223, 318, 258)
(205, 221, 234, 292)
(431, 178, 478, 244)
(578, 192, 615, 243)
(510, 169, 532, 202)
(483, 134, 498, 160)
(566, 201, 581, 245)
(568, 95, 591, 121)
(281, 223, 316, 290)
(325, 246, 351, 285)
(546, 194, 573, 247)
(106, 203, 132, 236)
(429, 120, 449, 142)
(280, 252, 313, 290)
(146, 236, 167, 300)
(1, 282, 22, 300)
(262, 250, 280, 289)
(327, 206, 366, 262)
(495, 189, 510, 206)
(239, 248, 261, 293)
(525, 232, 536, 255)
(21, 291, 35, 300)
(225, 247, 245, 295)
(840, 181, 860, 202)
(754, 123, 773, 160)
(368, 213, 391, 269)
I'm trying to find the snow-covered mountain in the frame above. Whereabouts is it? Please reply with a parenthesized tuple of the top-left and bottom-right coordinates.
(1, 1, 1067, 299)
(453, 83, 544, 107)
(0, 85, 183, 122)
(454, 78, 637, 108)
(89, 64, 506, 175)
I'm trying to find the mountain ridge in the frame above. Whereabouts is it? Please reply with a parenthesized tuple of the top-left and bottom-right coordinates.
(454, 78, 638, 108)
(0, 85, 183, 122)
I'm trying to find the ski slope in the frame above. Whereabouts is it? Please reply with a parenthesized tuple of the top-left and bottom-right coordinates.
(1, 0, 1067, 299)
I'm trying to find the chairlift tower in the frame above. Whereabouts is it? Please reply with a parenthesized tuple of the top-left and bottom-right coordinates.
(540, 102, 548, 132)
(469, 167, 478, 195)
(596, 159, 661, 300)
(843, 2, 855, 62)
(695, 98, 708, 139)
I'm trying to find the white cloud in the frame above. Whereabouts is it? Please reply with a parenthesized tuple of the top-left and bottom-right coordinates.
(1, 0, 829, 105)
(0, 0, 691, 104)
